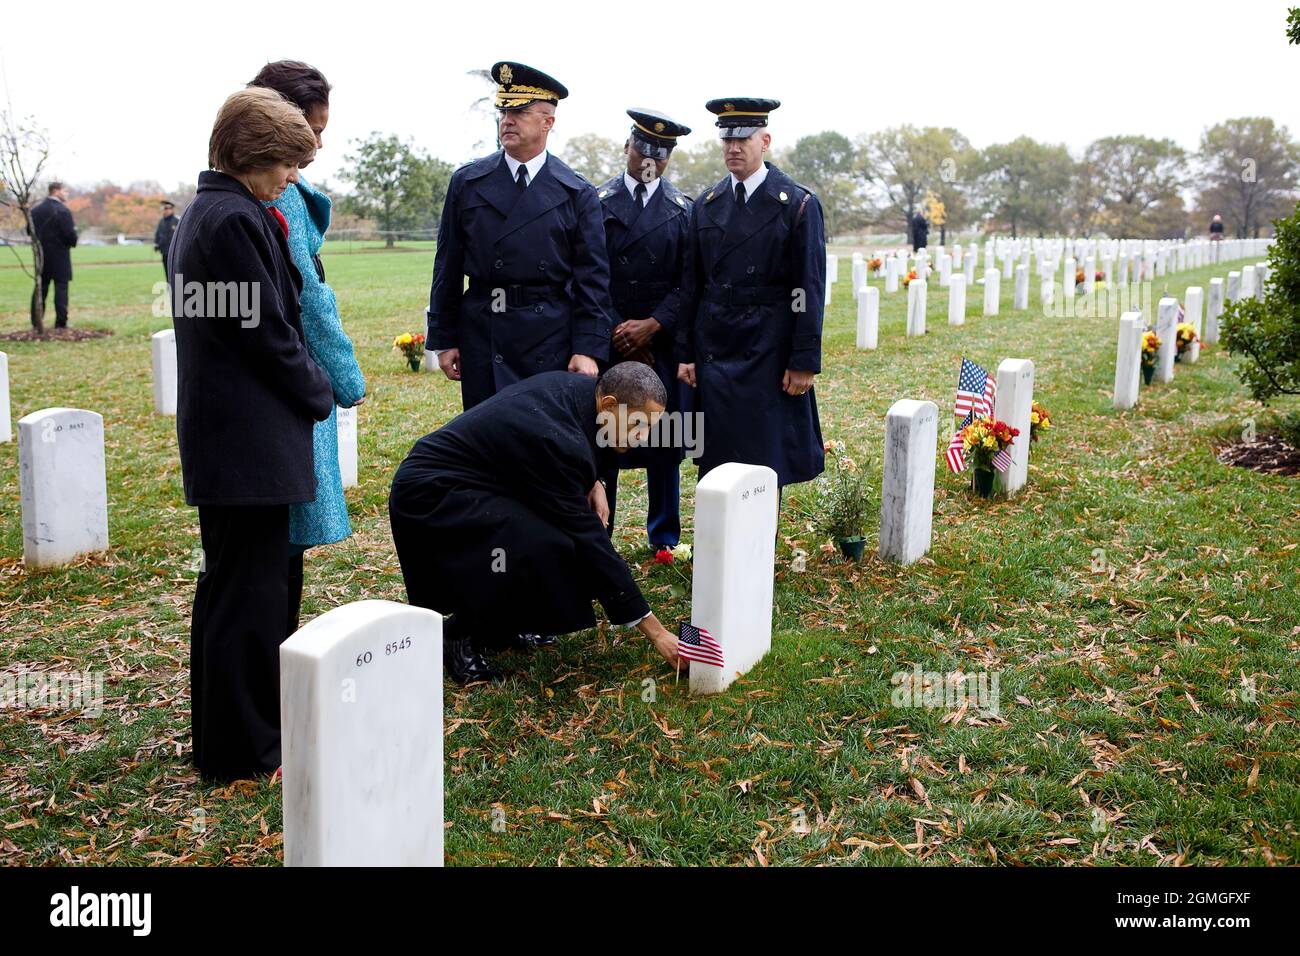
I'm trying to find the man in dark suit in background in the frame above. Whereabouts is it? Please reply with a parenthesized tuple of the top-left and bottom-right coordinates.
(594, 109, 693, 552)
(30, 181, 78, 328)
(389, 363, 682, 684)
(154, 200, 179, 278)
(426, 61, 611, 411)
(909, 209, 929, 252)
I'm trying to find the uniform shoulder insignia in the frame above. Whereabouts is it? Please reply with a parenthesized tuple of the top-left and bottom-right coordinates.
(704, 189, 720, 203)
(674, 194, 687, 207)
(598, 188, 611, 200)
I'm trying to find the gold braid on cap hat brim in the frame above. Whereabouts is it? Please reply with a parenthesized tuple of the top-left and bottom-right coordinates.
(495, 84, 559, 108)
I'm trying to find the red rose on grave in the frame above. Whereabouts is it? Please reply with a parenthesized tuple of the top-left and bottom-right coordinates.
(655, 549, 674, 564)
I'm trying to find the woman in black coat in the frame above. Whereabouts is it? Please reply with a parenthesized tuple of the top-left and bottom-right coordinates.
(167, 86, 333, 781)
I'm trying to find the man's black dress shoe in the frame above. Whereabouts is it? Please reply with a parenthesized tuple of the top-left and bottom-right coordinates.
(444, 637, 502, 684)
(514, 633, 557, 651)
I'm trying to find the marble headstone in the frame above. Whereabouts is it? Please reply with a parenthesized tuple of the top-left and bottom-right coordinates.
(689, 462, 778, 696)
(1155, 297, 1178, 384)
(992, 359, 1034, 497)
(281, 600, 444, 867)
(856, 286, 879, 350)
(0, 352, 10, 443)
(906, 278, 927, 336)
(879, 399, 937, 565)
(948, 274, 966, 326)
(983, 268, 1000, 316)
(1113, 312, 1142, 410)
(1183, 286, 1203, 363)
(151, 329, 178, 416)
(1227, 271, 1241, 303)
(336, 405, 358, 489)
(18, 408, 109, 567)
(1014, 263, 1029, 310)
(1205, 278, 1224, 344)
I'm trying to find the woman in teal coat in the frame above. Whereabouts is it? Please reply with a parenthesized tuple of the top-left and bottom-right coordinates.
(252, 60, 366, 630)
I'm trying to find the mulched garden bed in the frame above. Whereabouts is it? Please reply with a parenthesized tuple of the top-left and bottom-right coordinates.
(1218, 433, 1300, 477)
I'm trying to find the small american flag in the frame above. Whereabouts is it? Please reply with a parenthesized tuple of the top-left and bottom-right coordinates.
(954, 358, 997, 419)
(992, 446, 1013, 473)
(946, 412, 971, 473)
(678, 622, 724, 668)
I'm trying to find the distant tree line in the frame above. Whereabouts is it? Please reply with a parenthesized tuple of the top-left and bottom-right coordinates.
(558, 117, 1300, 241)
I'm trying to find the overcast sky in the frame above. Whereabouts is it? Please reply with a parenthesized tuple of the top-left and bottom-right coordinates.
(2, 0, 1294, 192)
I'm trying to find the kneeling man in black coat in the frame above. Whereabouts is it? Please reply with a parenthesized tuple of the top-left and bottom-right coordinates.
(389, 363, 682, 683)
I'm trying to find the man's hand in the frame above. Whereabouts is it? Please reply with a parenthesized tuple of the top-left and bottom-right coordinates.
(677, 363, 697, 388)
(568, 353, 599, 377)
(614, 317, 661, 354)
(438, 348, 462, 382)
(783, 369, 815, 396)
(636, 613, 682, 669)
(588, 479, 610, 527)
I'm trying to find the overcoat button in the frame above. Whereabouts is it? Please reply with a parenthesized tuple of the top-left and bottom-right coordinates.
(746, 265, 756, 274)
(534, 304, 543, 313)
(494, 354, 503, 363)
(494, 259, 503, 269)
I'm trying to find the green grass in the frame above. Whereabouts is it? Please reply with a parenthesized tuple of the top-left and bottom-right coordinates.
(0, 242, 1296, 866)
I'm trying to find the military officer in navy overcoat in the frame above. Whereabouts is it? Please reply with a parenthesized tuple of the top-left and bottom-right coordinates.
(594, 108, 693, 550)
(427, 62, 612, 410)
(676, 98, 826, 489)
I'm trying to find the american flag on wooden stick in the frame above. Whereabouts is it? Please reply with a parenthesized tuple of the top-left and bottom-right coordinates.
(678, 622, 724, 667)
(946, 412, 971, 474)
(954, 358, 997, 419)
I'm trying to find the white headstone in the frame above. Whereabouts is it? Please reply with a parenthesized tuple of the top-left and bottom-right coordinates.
(1183, 286, 1203, 363)
(1241, 265, 1256, 300)
(336, 406, 358, 489)
(879, 399, 937, 565)
(689, 462, 778, 696)
(1205, 278, 1224, 344)
(0, 352, 11, 443)
(151, 329, 178, 416)
(281, 600, 444, 867)
(1255, 263, 1268, 302)
(1155, 297, 1178, 384)
(1064, 257, 1077, 298)
(983, 268, 1000, 316)
(992, 359, 1034, 496)
(1227, 271, 1241, 303)
(827, 253, 839, 284)
(885, 256, 900, 294)
(1083, 256, 1096, 294)
(856, 286, 879, 350)
(964, 248, 977, 284)
(906, 278, 927, 336)
(852, 259, 867, 299)
(18, 408, 109, 567)
(1014, 263, 1029, 310)
(947, 274, 966, 326)
(937, 252, 951, 287)
(1113, 312, 1142, 410)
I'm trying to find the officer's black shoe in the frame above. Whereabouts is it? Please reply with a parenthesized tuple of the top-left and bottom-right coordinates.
(514, 633, 558, 651)
(444, 637, 502, 684)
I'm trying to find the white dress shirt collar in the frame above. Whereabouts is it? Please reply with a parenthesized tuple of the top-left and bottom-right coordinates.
(503, 149, 548, 186)
(623, 171, 661, 203)
(729, 162, 768, 200)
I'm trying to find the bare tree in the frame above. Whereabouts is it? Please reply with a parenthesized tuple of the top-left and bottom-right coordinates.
(0, 104, 52, 334)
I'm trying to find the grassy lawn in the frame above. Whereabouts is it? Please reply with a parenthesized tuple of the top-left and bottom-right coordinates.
(0, 239, 1296, 867)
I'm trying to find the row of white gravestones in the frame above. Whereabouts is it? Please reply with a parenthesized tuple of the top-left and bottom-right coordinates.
(18, 408, 109, 568)
(281, 600, 444, 866)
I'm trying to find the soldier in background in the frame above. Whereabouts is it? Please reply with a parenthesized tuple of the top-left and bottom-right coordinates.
(676, 98, 826, 493)
(594, 109, 693, 552)
(154, 200, 179, 278)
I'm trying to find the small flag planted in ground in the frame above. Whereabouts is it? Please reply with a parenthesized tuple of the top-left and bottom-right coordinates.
(678, 622, 724, 667)
(954, 357, 996, 420)
(947, 412, 971, 474)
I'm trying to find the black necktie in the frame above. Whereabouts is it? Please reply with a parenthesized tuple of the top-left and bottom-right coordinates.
(634, 182, 647, 210)
(735, 181, 746, 206)
(516, 165, 529, 192)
